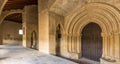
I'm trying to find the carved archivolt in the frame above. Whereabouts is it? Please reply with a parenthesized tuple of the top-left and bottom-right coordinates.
(65, 2, 120, 61)
(66, 3, 120, 34)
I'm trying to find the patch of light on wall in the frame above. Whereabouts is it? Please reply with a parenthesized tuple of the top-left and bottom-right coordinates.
(19, 29, 23, 35)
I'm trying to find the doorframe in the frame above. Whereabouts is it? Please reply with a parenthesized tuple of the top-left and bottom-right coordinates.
(81, 22, 103, 61)
(78, 21, 105, 58)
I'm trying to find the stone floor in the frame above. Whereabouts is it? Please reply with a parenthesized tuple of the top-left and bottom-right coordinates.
(0, 45, 77, 64)
(79, 58, 100, 64)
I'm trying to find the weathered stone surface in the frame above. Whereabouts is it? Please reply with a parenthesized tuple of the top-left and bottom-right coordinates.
(0, 20, 22, 45)
(22, 5, 38, 49)
(0, 45, 77, 64)
(1, 0, 120, 64)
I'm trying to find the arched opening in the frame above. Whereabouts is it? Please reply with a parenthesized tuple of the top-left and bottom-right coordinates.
(56, 24, 61, 56)
(31, 31, 37, 49)
(81, 22, 102, 62)
(0, 13, 23, 45)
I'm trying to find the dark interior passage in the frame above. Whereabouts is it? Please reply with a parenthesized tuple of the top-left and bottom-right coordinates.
(56, 24, 61, 56)
(81, 23, 102, 62)
(31, 31, 37, 49)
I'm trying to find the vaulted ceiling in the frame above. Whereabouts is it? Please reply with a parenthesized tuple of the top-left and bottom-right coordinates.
(50, 0, 120, 16)
(3, 0, 119, 23)
(4, 13, 22, 23)
(3, 0, 38, 11)
(50, 0, 87, 16)
(3, 0, 85, 23)
(3, 0, 38, 23)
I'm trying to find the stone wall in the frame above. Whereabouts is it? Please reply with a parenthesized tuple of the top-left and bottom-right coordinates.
(0, 23, 3, 44)
(22, 5, 38, 49)
(0, 20, 22, 45)
(49, 12, 65, 55)
(0, 0, 120, 64)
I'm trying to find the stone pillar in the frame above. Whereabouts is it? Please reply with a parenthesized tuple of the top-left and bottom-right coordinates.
(71, 35, 74, 52)
(38, 10, 49, 54)
(77, 34, 81, 57)
(22, 5, 38, 48)
(68, 34, 72, 52)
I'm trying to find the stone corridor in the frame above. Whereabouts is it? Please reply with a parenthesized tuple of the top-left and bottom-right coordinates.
(0, 45, 77, 64)
(1, 0, 120, 64)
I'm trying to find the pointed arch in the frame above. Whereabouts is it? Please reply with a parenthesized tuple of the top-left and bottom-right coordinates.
(55, 23, 65, 35)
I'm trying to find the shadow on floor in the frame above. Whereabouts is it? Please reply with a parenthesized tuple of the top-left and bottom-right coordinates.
(0, 57, 9, 60)
(55, 55, 100, 64)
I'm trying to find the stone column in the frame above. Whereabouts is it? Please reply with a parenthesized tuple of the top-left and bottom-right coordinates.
(101, 33, 118, 64)
(101, 33, 107, 58)
(77, 34, 81, 57)
(66, 34, 70, 52)
(67, 33, 81, 60)
(71, 34, 75, 52)
(109, 33, 114, 59)
(74, 34, 78, 53)
(102, 33, 115, 59)
(67, 34, 72, 52)
(114, 33, 120, 59)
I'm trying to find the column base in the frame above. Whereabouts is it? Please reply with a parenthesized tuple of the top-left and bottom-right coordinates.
(100, 58, 120, 64)
(69, 53, 80, 60)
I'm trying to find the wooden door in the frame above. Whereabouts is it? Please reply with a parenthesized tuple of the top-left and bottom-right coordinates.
(81, 23, 102, 62)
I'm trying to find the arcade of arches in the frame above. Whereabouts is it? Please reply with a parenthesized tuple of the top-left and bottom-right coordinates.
(0, 0, 120, 64)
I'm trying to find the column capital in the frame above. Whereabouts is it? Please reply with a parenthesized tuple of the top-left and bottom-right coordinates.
(101, 32, 110, 37)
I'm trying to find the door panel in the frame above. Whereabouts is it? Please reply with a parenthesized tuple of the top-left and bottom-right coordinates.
(81, 23, 102, 62)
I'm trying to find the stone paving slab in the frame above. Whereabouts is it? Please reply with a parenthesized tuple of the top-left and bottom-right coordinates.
(0, 45, 77, 64)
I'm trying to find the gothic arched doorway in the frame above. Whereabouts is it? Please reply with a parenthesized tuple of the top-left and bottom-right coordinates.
(56, 24, 61, 56)
(81, 22, 102, 62)
(31, 31, 37, 49)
